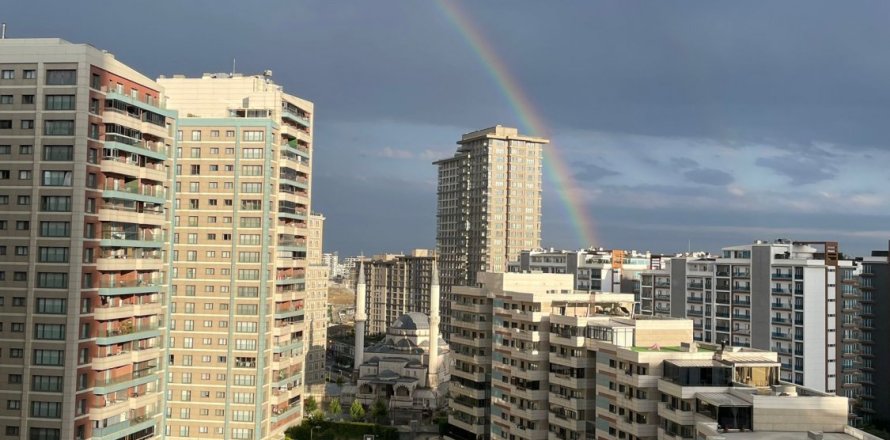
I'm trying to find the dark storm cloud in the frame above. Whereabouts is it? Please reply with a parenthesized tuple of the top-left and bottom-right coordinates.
(6, 1, 888, 256)
(683, 168, 734, 186)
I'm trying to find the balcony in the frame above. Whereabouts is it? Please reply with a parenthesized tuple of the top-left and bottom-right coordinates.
(100, 157, 165, 182)
(281, 106, 311, 128)
(732, 285, 751, 292)
(734, 327, 751, 335)
(91, 410, 158, 440)
(96, 323, 161, 345)
(733, 299, 751, 307)
(97, 256, 163, 272)
(655, 282, 670, 288)
(687, 296, 703, 304)
(732, 314, 750, 321)
(772, 302, 792, 310)
(271, 402, 303, 425)
(732, 272, 750, 279)
(98, 203, 164, 226)
(687, 309, 703, 317)
(92, 345, 160, 371)
(93, 366, 159, 395)
(103, 182, 166, 205)
(772, 273, 793, 280)
(98, 278, 163, 296)
(771, 317, 791, 325)
(772, 332, 791, 340)
(99, 231, 165, 249)
(104, 132, 167, 161)
(94, 300, 161, 321)
(655, 293, 671, 301)
(772, 288, 792, 296)
(687, 283, 704, 290)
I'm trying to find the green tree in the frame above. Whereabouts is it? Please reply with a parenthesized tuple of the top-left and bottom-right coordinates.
(304, 396, 318, 415)
(370, 399, 388, 424)
(327, 398, 342, 420)
(349, 399, 365, 422)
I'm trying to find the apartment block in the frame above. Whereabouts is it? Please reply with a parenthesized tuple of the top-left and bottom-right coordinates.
(304, 213, 329, 397)
(639, 240, 856, 395)
(353, 249, 436, 335)
(435, 126, 547, 336)
(158, 72, 317, 440)
(0, 39, 173, 440)
(857, 246, 889, 425)
(508, 248, 658, 294)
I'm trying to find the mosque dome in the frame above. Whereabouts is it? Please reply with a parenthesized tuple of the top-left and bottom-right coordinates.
(390, 312, 430, 331)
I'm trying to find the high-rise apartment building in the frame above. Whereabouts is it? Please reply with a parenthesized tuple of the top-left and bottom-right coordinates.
(0, 39, 174, 440)
(158, 72, 318, 439)
(857, 245, 889, 425)
(639, 240, 857, 396)
(434, 125, 547, 335)
(353, 249, 436, 335)
(304, 214, 329, 397)
(508, 248, 658, 294)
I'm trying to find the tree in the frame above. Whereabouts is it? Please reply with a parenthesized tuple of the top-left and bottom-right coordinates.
(327, 398, 342, 420)
(304, 396, 318, 415)
(370, 399, 388, 424)
(349, 399, 365, 422)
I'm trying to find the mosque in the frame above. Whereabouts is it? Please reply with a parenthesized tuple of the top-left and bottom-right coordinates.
(349, 263, 451, 414)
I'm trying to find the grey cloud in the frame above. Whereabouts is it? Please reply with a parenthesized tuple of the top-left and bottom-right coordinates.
(755, 155, 837, 185)
(670, 157, 700, 170)
(683, 168, 734, 186)
(573, 163, 620, 182)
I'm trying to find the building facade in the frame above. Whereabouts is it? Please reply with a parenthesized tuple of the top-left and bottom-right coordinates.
(639, 240, 858, 397)
(858, 246, 889, 426)
(0, 39, 175, 440)
(158, 72, 318, 439)
(434, 126, 547, 336)
(508, 248, 657, 295)
(353, 249, 437, 335)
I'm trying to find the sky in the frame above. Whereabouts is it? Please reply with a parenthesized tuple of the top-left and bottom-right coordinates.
(5, 1, 890, 257)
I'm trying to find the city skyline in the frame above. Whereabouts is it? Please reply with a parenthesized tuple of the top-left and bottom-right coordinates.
(4, 2, 890, 256)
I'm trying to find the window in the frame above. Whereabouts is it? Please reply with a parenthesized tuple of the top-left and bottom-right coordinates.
(226, 130, 235, 137)
(0, 95, 12, 104)
(241, 182, 262, 193)
(0, 195, 6, 204)
(15, 246, 28, 256)
(29, 428, 60, 440)
(22, 95, 34, 104)
(36, 299, 66, 314)
(30, 401, 62, 418)
(40, 196, 71, 212)
(15, 221, 29, 230)
(242, 148, 263, 159)
(44, 95, 75, 110)
(33, 350, 64, 366)
(44, 145, 74, 161)
(38, 248, 69, 263)
(45, 70, 76, 85)
(190, 165, 200, 175)
(41, 170, 72, 186)
(34, 324, 65, 340)
(1, 70, 14, 79)
(17, 195, 30, 205)
(44, 120, 74, 136)
(37, 273, 68, 289)
(0, 145, 8, 154)
(19, 170, 31, 179)
(19, 145, 31, 154)
(191, 130, 201, 141)
(23, 70, 36, 79)
(13, 272, 27, 281)
(21, 120, 34, 129)
(40, 221, 70, 237)
(242, 130, 264, 141)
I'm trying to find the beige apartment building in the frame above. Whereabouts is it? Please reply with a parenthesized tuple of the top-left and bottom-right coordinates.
(446, 271, 866, 440)
(435, 126, 547, 336)
(0, 39, 174, 440)
(354, 249, 436, 335)
(158, 72, 321, 440)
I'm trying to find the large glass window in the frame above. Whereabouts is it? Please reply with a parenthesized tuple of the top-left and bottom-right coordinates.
(37, 273, 68, 289)
(41, 170, 72, 186)
(43, 120, 74, 136)
(44, 95, 75, 110)
(45, 70, 76, 85)
(32, 350, 64, 366)
(40, 221, 70, 237)
(34, 324, 65, 340)
(40, 196, 71, 212)
(38, 247, 69, 263)
(35, 299, 66, 314)
(42, 145, 73, 161)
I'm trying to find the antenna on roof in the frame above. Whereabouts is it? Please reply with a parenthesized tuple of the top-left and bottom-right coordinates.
(1, 23, 6, 39)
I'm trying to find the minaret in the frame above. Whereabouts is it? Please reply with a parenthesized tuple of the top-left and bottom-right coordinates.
(354, 262, 367, 378)
(428, 263, 441, 387)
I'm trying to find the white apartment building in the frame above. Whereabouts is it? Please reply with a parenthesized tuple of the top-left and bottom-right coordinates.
(639, 240, 857, 395)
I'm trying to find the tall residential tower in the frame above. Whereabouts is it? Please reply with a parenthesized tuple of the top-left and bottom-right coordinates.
(0, 39, 174, 440)
(434, 125, 547, 335)
(158, 72, 320, 440)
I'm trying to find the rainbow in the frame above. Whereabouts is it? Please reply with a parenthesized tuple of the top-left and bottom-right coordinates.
(436, 0, 598, 248)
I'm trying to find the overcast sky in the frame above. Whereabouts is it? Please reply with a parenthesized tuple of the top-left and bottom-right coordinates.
(6, 1, 890, 256)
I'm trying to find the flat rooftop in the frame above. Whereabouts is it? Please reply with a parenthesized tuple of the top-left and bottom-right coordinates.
(719, 433, 857, 440)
